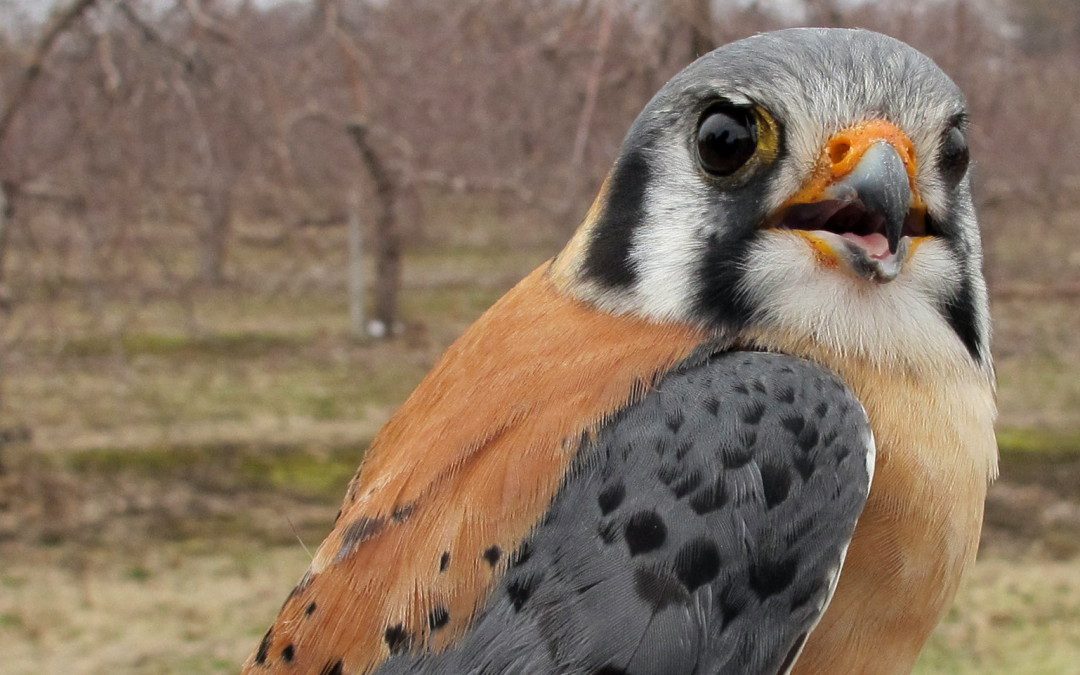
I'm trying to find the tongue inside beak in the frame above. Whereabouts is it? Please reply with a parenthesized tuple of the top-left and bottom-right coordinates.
(841, 232, 892, 260)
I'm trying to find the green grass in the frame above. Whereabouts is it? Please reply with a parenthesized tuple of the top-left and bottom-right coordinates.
(996, 428, 1080, 457)
(55, 426, 1075, 493)
(0, 613, 25, 629)
(65, 441, 366, 504)
(59, 331, 305, 359)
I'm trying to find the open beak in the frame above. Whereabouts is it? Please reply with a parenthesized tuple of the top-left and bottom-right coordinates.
(768, 120, 928, 283)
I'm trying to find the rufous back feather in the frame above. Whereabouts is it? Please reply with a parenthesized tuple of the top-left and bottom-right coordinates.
(243, 262, 708, 674)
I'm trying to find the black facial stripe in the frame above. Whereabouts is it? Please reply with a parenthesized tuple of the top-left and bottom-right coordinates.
(582, 146, 652, 288)
(940, 277, 982, 363)
(932, 192, 984, 364)
(694, 229, 757, 331)
(938, 261, 983, 363)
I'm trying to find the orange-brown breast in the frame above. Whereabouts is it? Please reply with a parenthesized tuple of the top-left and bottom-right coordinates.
(243, 262, 708, 674)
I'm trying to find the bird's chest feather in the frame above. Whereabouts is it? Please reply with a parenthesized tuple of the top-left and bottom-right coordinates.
(795, 357, 998, 673)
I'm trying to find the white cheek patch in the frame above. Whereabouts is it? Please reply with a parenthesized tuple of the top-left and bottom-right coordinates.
(625, 161, 712, 322)
(740, 231, 971, 371)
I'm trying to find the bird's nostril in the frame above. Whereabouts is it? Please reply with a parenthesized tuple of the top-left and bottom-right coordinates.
(829, 139, 852, 166)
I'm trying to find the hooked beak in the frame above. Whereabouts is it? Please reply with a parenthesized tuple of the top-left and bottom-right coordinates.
(767, 120, 928, 283)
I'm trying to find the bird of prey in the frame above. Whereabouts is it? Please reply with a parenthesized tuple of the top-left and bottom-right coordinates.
(245, 28, 997, 675)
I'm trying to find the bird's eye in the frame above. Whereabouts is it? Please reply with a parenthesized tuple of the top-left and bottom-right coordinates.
(939, 125, 969, 186)
(696, 105, 758, 177)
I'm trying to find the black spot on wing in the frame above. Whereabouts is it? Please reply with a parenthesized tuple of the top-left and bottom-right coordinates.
(384, 624, 411, 654)
(718, 584, 751, 630)
(793, 453, 816, 481)
(428, 607, 450, 631)
(255, 628, 272, 665)
(624, 510, 666, 555)
(305, 601, 317, 616)
(483, 546, 502, 567)
(774, 385, 796, 404)
(281, 643, 295, 663)
(392, 503, 415, 522)
(796, 423, 819, 452)
(761, 464, 792, 509)
(439, 551, 450, 572)
(720, 439, 753, 469)
(740, 400, 766, 424)
(597, 482, 626, 515)
(665, 410, 684, 433)
(581, 147, 651, 288)
(674, 538, 721, 591)
(512, 542, 532, 567)
(781, 414, 805, 435)
(671, 470, 702, 499)
(703, 396, 721, 415)
(338, 516, 386, 561)
(749, 554, 798, 601)
(506, 572, 538, 612)
(320, 660, 344, 675)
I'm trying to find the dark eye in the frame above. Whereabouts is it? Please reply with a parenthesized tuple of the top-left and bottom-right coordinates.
(696, 105, 758, 176)
(939, 125, 969, 186)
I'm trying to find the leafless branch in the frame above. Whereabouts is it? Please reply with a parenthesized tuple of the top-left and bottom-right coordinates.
(568, 1, 615, 172)
(116, 1, 204, 76)
(181, 0, 234, 45)
(0, 0, 103, 150)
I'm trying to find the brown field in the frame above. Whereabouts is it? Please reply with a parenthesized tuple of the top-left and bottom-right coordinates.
(1, 220, 1078, 674)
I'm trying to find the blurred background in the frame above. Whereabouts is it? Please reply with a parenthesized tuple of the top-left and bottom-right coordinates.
(0, 0, 1077, 672)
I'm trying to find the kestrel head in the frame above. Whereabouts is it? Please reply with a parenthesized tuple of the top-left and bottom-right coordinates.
(554, 28, 990, 376)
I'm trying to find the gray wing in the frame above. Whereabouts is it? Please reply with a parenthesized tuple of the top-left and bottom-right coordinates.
(378, 350, 874, 675)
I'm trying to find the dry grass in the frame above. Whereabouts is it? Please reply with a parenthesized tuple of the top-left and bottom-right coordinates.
(3, 226, 1077, 456)
(918, 557, 1080, 673)
(1, 540, 311, 674)
(0, 538, 1076, 674)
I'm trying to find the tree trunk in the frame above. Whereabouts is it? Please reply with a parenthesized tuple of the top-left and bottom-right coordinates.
(0, 182, 10, 290)
(687, 0, 714, 59)
(0, 182, 10, 440)
(346, 192, 366, 339)
(346, 122, 400, 338)
(197, 181, 232, 286)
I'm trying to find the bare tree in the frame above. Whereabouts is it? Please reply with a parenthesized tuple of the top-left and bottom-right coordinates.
(347, 122, 400, 337)
(0, 0, 104, 288)
(0, 0, 1072, 401)
(0, 0, 104, 438)
(568, 1, 616, 184)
